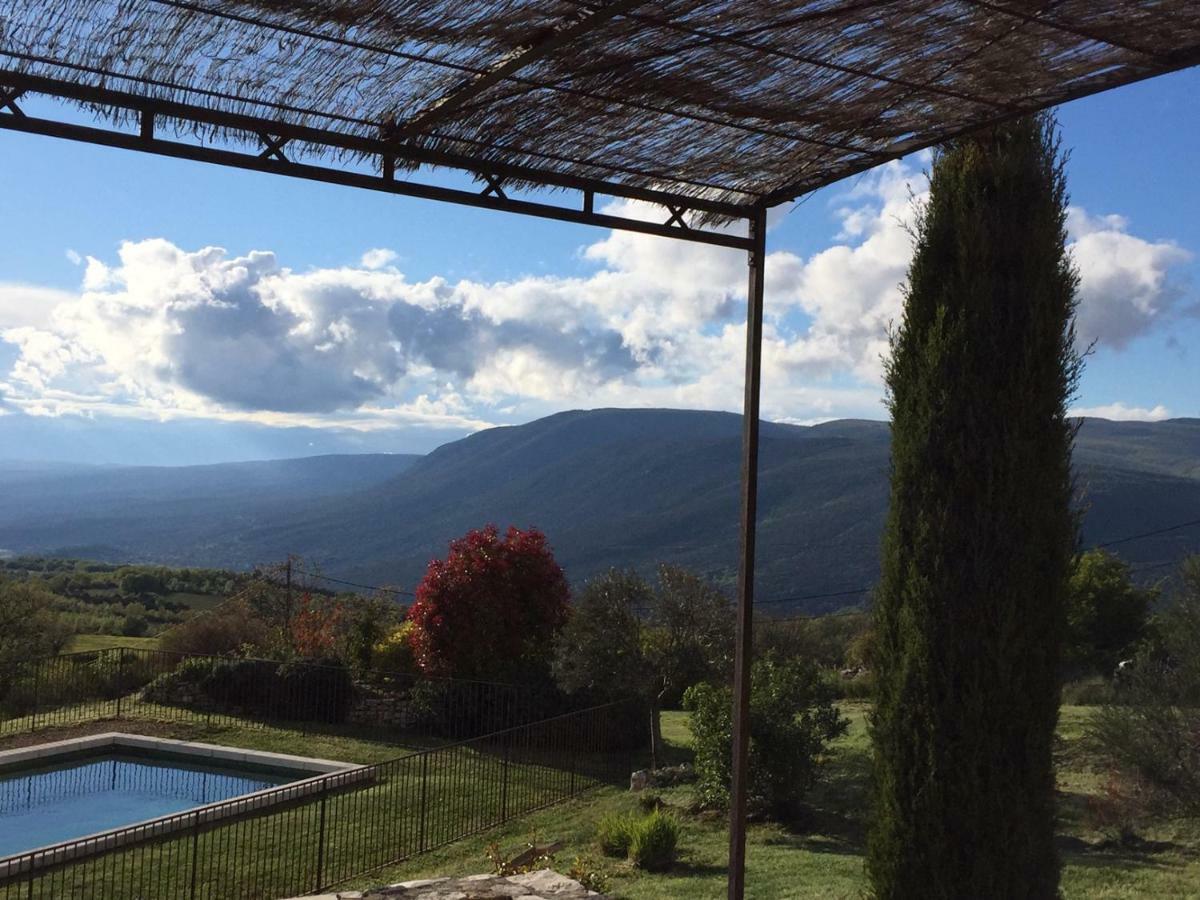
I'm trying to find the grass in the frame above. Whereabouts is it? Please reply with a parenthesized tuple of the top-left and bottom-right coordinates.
(3, 699, 1199, 898)
(0, 700, 619, 899)
(341, 705, 1200, 899)
(64, 633, 160, 652)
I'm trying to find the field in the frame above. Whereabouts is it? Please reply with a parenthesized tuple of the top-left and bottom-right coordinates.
(63, 633, 161, 652)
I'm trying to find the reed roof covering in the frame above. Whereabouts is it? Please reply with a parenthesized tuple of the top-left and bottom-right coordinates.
(2, 1, 1198, 222)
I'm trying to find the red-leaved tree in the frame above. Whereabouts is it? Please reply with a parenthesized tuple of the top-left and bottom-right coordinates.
(407, 525, 570, 681)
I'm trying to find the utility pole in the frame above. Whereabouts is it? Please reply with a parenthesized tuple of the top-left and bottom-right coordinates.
(285, 555, 294, 632)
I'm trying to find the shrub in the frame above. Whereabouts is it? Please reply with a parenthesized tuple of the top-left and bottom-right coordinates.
(638, 793, 665, 814)
(121, 613, 149, 637)
(289, 595, 344, 658)
(567, 856, 609, 894)
(683, 656, 847, 819)
(277, 657, 355, 723)
(142, 656, 222, 706)
(372, 622, 418, 675)
(408, 525, 570, 681)
(1065, 550, 1156, 678)
(628, 810, 679, 872)
(142, 655, 354, 724)
(1088, 555, 1200, 817)
(596, 812, 637, 857)
(159, 599, 270, 657)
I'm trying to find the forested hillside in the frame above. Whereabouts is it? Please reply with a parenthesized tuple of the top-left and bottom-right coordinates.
(1, 410, 1196, 614)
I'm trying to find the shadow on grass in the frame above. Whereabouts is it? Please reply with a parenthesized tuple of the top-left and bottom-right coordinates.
(668, 859, 735, 878)
(789, 742, 872, 852)
(1058, 831, 1195, 874)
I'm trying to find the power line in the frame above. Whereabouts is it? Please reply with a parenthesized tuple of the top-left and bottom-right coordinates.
(273, 514, 1200, 615)
(1093, 517, 1200, 550)
(288, 568, 414, 599)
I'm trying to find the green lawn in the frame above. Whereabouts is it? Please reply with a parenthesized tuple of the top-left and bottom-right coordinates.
(3, 701, 1198, 899)
(344, 706, 1200, 899)
(64, 633, 160, 652)
(0, 703, 619, 900)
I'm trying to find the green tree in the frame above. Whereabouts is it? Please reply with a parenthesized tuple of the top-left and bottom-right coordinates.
(869, 115, 1081, 899)
(552, 569, 651, 703)
(1089, 556, 1200, 816)
(552, 565, 732, 766)
(1065, 549, 1156, 677)
(0, 578, 72, 670)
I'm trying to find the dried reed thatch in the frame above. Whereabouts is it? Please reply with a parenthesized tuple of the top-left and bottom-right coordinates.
(1, 1, 1198, 221)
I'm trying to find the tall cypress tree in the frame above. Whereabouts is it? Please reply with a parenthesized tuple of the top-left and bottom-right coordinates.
(868, 115, 1081, 899)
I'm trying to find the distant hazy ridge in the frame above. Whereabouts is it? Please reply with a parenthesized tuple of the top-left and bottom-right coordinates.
(2, 409, 1197, 614)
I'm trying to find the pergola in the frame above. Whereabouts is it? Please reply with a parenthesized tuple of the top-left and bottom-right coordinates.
(2, 2, 1197, 896)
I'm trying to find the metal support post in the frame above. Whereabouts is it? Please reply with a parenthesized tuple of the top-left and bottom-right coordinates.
(728, 207, 767, 900)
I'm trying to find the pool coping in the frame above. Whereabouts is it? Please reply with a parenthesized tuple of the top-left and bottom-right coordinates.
(0, 732, 372, 881)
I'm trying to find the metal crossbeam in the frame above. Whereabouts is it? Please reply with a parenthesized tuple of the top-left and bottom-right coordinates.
(479, 173, 507, 199)
(0, 69, 754, 249)
(257, 133, 290, 162)
(0, 86, 24, 116)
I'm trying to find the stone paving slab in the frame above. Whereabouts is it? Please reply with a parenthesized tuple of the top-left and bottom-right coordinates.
(288, 869, 607, 900)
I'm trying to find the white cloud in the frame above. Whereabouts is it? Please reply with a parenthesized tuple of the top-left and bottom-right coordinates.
(0, 165, 1190, 433)
(1068, 208, 1193, 349)
(1071, 402, 1172, 422)
(0, 283, 75, 330)
(360, 248, 398, 270)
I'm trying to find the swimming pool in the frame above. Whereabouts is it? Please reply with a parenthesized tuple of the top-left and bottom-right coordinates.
(0, 733, 367, 874)
(0, 751, 300, 855)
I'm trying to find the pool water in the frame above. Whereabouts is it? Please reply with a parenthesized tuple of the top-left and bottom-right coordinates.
(0, 753, 299, 857)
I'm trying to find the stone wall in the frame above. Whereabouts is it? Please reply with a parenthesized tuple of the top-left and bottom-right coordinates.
(346, 683, 421, 729)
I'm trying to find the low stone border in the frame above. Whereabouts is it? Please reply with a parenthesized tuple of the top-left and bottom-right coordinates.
(290, 869, 608, 899)
(0, 732, 370, 880)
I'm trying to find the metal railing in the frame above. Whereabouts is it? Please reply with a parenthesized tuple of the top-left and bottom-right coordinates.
(0, 648, 561, 741)
(0, 700, 635, 898)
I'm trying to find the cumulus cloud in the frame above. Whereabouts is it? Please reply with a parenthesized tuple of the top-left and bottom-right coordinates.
(1069, 208, 1193, 349)
(0, 162, 1190, 432)
(0, 283, 74, 330)
(360, 248, 398, 270)
(1072, 402, 1172, 422)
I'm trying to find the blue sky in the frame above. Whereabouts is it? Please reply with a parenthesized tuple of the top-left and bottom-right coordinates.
(0, 68, 1196, 465)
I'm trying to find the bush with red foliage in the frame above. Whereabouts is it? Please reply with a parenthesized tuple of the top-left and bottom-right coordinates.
(407, 525, 570, 681)
(290, 593, 344, 658)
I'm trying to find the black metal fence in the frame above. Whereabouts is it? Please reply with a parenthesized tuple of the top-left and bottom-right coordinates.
(0, 648, 559, 741)
(0, 700, 634, 898)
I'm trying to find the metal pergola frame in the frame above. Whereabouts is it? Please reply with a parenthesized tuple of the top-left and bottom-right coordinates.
(0, 67, 770, 897)
(1, 23, 1196, 890)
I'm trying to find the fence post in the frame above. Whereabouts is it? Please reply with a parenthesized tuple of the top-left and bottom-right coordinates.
(114, 647, 127, 719)
(189, 810, 201, 900)
(30, 660, 40, 733)
(314, 783, 329, 891)
(417, 751, 430, 853)
(568, 724, 578, 797)
(500, 732, 511, 823)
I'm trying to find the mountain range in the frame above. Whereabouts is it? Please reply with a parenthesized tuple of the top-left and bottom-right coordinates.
(1, 409, 1197, 614)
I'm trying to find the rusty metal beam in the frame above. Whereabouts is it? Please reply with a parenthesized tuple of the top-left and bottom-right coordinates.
(0, 67, 748, 232)
(728, 206, 766, 900)
(0, 102, 753, 251)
